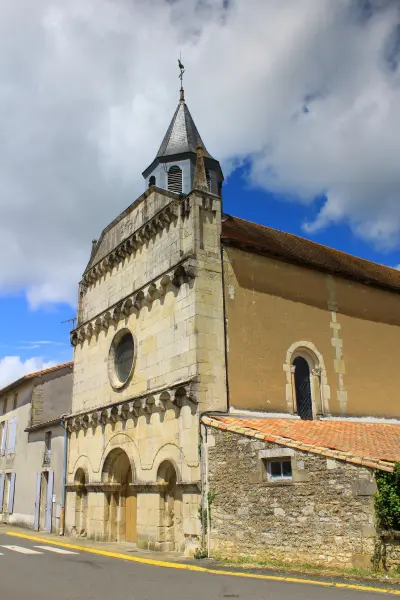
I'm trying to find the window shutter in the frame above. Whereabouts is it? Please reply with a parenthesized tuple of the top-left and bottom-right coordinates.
(8, 473, 16, 514)
(34, 472, 41, 531)
(7, 417, 17, 454)
(0, 473, 5, 512)
(1, 421, 8, 456)
(45, 469, 54, 533)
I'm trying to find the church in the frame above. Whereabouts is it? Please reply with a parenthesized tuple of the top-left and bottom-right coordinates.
(65, 75, 400, 568)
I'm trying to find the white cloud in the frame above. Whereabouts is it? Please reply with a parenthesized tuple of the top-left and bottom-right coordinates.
(1, 0, 400, 307)
(0, 356, 56, 389)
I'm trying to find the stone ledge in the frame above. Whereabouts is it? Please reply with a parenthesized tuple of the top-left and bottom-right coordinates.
(66, 377, 199, 432)
(82, 199, 181, 291)
(71, 255, 197, 347)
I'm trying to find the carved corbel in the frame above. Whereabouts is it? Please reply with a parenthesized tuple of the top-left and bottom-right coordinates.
(134, 291, 144, 310)
(158, 273, 172, 295)
(119, 404, 130, 420)
(100, 409, 108, 425)
(81, 415, 89, 429)
(74, 416, 83, 431)
(129, 401, 139, 419)
(101, 312, 111, 330)
(109, 407, 118, 423)
(90, 411, 100, 427)
(70, 332, 78, 347)
(141, 398, 152, 414)
(145, 283, 157, 304)
(122, 298, 133, 317)
(111, 304, 122, 323)
(94, 318, 102, 334)
(154, 391, 169, 411)
(183, 260, 197, 281)
(171, 386, 187, 408)
(172, 265, 186, 287)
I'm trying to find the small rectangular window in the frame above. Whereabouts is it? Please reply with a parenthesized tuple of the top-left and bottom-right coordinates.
(264, 458, 293, 481)
(13, 393, 18, 411)
(43, 431, 52, 466)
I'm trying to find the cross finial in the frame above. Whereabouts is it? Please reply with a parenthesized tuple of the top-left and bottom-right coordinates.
(178, 55, 185, 102)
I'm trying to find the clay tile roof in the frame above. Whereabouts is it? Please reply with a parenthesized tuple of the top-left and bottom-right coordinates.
(221, 215, 400, 293)
(0, 361, 73, 395)
(201, 416, 400, 472)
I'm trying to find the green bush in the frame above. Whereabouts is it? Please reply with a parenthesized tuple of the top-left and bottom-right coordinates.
(375, 463, 400, 531)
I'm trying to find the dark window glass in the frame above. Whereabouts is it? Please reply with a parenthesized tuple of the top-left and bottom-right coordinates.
(282, 460, 292, 477)
(270, 461, 282, 477)
(115, 333, 134, 383)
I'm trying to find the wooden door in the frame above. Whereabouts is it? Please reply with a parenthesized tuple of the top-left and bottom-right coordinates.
(125, 487, 137, 543)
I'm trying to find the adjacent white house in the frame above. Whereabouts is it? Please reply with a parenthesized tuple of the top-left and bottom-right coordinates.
(0, 362, 72, 532)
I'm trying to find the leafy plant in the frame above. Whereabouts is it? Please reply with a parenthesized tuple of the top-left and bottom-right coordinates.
(375, 463, 400, 531)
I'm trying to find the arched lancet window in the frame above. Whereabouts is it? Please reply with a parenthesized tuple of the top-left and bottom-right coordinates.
(148, 175, 156, 188)
(205, 168, 211, 192)
(293, 356, 313, 420)
(168, 166, 182, 193)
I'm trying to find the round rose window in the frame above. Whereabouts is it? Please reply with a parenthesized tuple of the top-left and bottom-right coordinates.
(108, 329, 135, 388)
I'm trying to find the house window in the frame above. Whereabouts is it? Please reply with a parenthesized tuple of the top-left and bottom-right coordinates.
(264, 458, 293, 481)
(13, 393, 18, 411)
(2, 397, 7, 415)
(148, 175, 156, 187)
(43, 431, 52, 466)
(167, 165, 182, 193)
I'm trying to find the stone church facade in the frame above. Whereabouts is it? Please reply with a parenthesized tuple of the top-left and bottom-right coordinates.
(65, 83, 400, 564)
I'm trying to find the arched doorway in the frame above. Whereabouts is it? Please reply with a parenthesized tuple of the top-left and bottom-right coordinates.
(74, 468, 88, 537)
(102, 448, 136, 543)
(293, 356, 313, 420)
(157, 461, 183, 552)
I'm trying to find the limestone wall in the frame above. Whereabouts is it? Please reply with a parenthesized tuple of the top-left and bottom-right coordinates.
(207, 427, 378, 569)
(67, 188, 228, 554)
(223, 245, 400, 418)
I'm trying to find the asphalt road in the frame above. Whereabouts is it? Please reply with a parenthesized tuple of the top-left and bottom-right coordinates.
(0, 533, 394, 600)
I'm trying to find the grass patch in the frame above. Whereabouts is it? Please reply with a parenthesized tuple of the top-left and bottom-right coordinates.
(210, 553, 400, 584)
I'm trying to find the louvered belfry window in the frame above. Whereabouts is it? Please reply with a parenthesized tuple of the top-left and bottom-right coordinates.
(205, 168, 211, 192)
(168, 165, 183, 193)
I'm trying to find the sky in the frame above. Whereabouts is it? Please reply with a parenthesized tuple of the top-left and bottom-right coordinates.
(1, 0, 400, 387)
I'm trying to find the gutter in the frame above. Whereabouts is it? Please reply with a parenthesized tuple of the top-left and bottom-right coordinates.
(59, 414, 69, 536)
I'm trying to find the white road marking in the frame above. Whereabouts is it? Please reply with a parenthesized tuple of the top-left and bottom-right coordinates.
(33, 545, 78, 555)
(1, 545, 43, 555)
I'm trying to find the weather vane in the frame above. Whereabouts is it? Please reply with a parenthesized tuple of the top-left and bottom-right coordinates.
(178, 54, 185, 102)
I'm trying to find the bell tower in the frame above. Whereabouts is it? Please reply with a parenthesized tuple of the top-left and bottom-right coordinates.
(142, 60, 223, 196)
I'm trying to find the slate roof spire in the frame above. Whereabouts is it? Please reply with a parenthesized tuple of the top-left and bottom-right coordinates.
(142, 59, 223, 195)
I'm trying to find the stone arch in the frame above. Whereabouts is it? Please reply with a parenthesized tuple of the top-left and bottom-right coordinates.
(156, 460, 184, 552)
(98, 433, 139, 478)
(74, 467, 88, 537)
(284, 341, 330, 418)
(151, 443, 187, 480)
(69, 454, 94, 479)
(101, 447, 136, 543)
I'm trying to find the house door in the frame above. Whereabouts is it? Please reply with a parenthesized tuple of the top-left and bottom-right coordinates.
(293, 357, 313, 420)
(39, 472, 48, 530)
(125, 487, 137, 543)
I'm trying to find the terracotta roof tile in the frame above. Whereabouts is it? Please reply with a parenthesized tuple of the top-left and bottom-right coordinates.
(202, 416, 400, 472)
(221, 215, 400, 293)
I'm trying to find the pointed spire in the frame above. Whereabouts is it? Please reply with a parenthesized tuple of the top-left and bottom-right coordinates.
(193, 145, 208, 192)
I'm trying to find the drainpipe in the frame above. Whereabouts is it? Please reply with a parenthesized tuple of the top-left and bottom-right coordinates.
(59, 414, 69, 536)
(199, 422, 206, 554)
